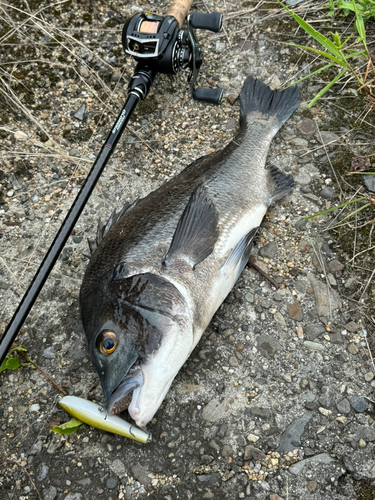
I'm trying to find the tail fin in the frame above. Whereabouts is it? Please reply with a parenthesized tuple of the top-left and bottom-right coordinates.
(240, 76, 299, 129)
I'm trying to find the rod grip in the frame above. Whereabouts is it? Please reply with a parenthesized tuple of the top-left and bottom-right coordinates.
(166, 0, 193, 27)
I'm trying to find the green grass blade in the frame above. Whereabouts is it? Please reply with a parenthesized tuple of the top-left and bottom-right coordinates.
(288, 62, 335, 86)
(288, 43, 347, 65)
(304, 196, 366, 220)
(352, 1, 367, 50)
(340, 202, 370, 222)
(308, 67, 347, 107)
(278, 1, 346, 61)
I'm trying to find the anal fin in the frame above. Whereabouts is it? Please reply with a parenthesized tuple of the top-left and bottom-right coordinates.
(163, 185, 218, 269)
(222, 227, 259, 279)
(267, 164, 294, 204)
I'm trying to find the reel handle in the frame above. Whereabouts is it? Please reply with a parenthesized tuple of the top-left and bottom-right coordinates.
(189, 12, 223, 32)
(167, 0, 193, 28)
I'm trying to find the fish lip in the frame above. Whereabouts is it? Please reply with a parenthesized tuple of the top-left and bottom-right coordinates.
(105, 368, 144, 415)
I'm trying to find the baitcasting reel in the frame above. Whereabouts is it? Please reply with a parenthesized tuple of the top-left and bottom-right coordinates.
(122, 11, 223, 104)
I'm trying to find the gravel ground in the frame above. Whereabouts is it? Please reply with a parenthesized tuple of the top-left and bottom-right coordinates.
(1, 1, 375, 499)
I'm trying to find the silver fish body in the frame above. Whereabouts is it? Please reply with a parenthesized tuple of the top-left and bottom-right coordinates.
(80, 77, 299, 427)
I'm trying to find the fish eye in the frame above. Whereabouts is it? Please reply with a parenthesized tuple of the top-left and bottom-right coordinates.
(98, 331, 117, 355)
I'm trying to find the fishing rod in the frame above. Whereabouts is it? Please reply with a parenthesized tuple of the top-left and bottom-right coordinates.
(0, 0, 223, 364)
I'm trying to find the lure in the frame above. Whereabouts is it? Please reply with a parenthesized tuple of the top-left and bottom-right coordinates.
(59, 395, 151, 443)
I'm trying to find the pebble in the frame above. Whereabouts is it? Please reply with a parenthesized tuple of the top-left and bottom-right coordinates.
(277, 413, 312, 452)
(347, 344, 359, 355)
(245, 292, 254, 303)
(287, 301, 303, 321)
(221, 444, 233, 458)
(304, 324, 325, 340)
(106, 477, 118, 489)
(320, 187, 336, 199)
(364, 372, 374, 382)
(29, 404, 40, 412)
(259, 242, 277, 259)
(274, 312, 286, 327)
(303, 341, 324, 351)
(295, 172, 310, 185)
(43, 346, 55, 359)
(336, 399, 350, 414)
(316, 131, 339, 145)
(74, 104, 86, 121)
(245, 445, 266, 460)
(319, 407, 332, 416)
(297, 118, 316, 135)
(79, 65, 90, 78)
(308, 274, 340, 317)
(14, 130, 28, 141)
(247, 434, 260, 443)
(307, 481, 317, 492)
(349, 395, 369, 413)
(358, 439, 366, 448)
(202, 398, 230, 422)
(38, 464, 49, 481)
(328, 259, 344, 274)
(257, 335, 281, 356)
(336, 416, 347, 424)
(42, 486, 57, 500)
(289, 453, 334, 475)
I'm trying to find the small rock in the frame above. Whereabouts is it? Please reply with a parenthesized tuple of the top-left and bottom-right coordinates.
(215, 41, 226, 53)
(287, 301, 303, 321)
(257, 335, 281, 356)
(111, 459, 126, 477)
(347, 344, 359, 355)
(320, 187, 336, 199)
(303, 341, 324, 351)
(43, 347, 55, 359)
(247, 433, 259, 443)
(245, 292, 254, 303)
(297, 118, 316, 135)
(259, 242, 277, 259)
(308, 274, 340, 317)
(38, 464, 49, 481)
(316, 131, 339, 145)
(307, 481, 317, 493)
(364, 372, 374, 382)
(355, 425, 375, 442)
(336, 399, 350, 414)
(291, 137, 308, 148)
(250, 406, 272, 419)
(74, 104, 86, 121)
(319, 407, 332, 416)
(289, 453, 335, 475)
(295, 172, 311, 185)
(344, 321, 359, 332)
(236, 342, 245, 351)
(79, 65, 90, 78)
(221, 445, 233, 458)
(329, 332, 343, 344)
(227, 95, 237, 105)
(106, 477, 118, 489)
(42, 486, 57, 500)
(364, 174, 375, 193)
(69, 148, 80, 157)
(328, 259, 344, 274)
(29, 404, 40, 412)
(277, 413, 312, 452)
(349, 395, 369, 413)
(202, 398, 230, 422)
(304, 324, 325, 340)
(229, 356, 238, 367)
(274, 312, 286, 327)
(336, 416, 347, 424)
(245, 445, 266, 460)
(270, 495, 284, 500)
(14, 130, 28, 141)
(358, 439, 366, 448)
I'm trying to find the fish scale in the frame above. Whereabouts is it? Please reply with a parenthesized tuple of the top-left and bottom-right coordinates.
(80, 76, 299, 428)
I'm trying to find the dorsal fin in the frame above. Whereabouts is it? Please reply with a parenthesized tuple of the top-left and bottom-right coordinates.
(162, 185, 218, 269)
(87, 201, 133, 256)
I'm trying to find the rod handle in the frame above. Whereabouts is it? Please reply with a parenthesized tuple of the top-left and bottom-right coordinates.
(166, 0, 193, 27)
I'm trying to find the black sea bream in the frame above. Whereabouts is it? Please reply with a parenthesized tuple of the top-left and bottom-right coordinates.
(79, 77, 299, 428)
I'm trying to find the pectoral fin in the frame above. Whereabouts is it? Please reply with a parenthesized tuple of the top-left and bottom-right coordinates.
(163, 185, 218, 269)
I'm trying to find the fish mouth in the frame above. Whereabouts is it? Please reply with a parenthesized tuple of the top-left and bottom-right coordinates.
(105, 368, 144, 416)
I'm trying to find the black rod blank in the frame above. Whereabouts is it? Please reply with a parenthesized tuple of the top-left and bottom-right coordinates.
(0, 92, 142, 365)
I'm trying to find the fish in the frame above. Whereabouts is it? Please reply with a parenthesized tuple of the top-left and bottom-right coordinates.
(59, 395, 151, 443)
(79, 76, 299, 428)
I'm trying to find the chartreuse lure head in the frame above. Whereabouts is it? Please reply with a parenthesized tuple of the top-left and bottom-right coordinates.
(59, 395, 151, 444)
